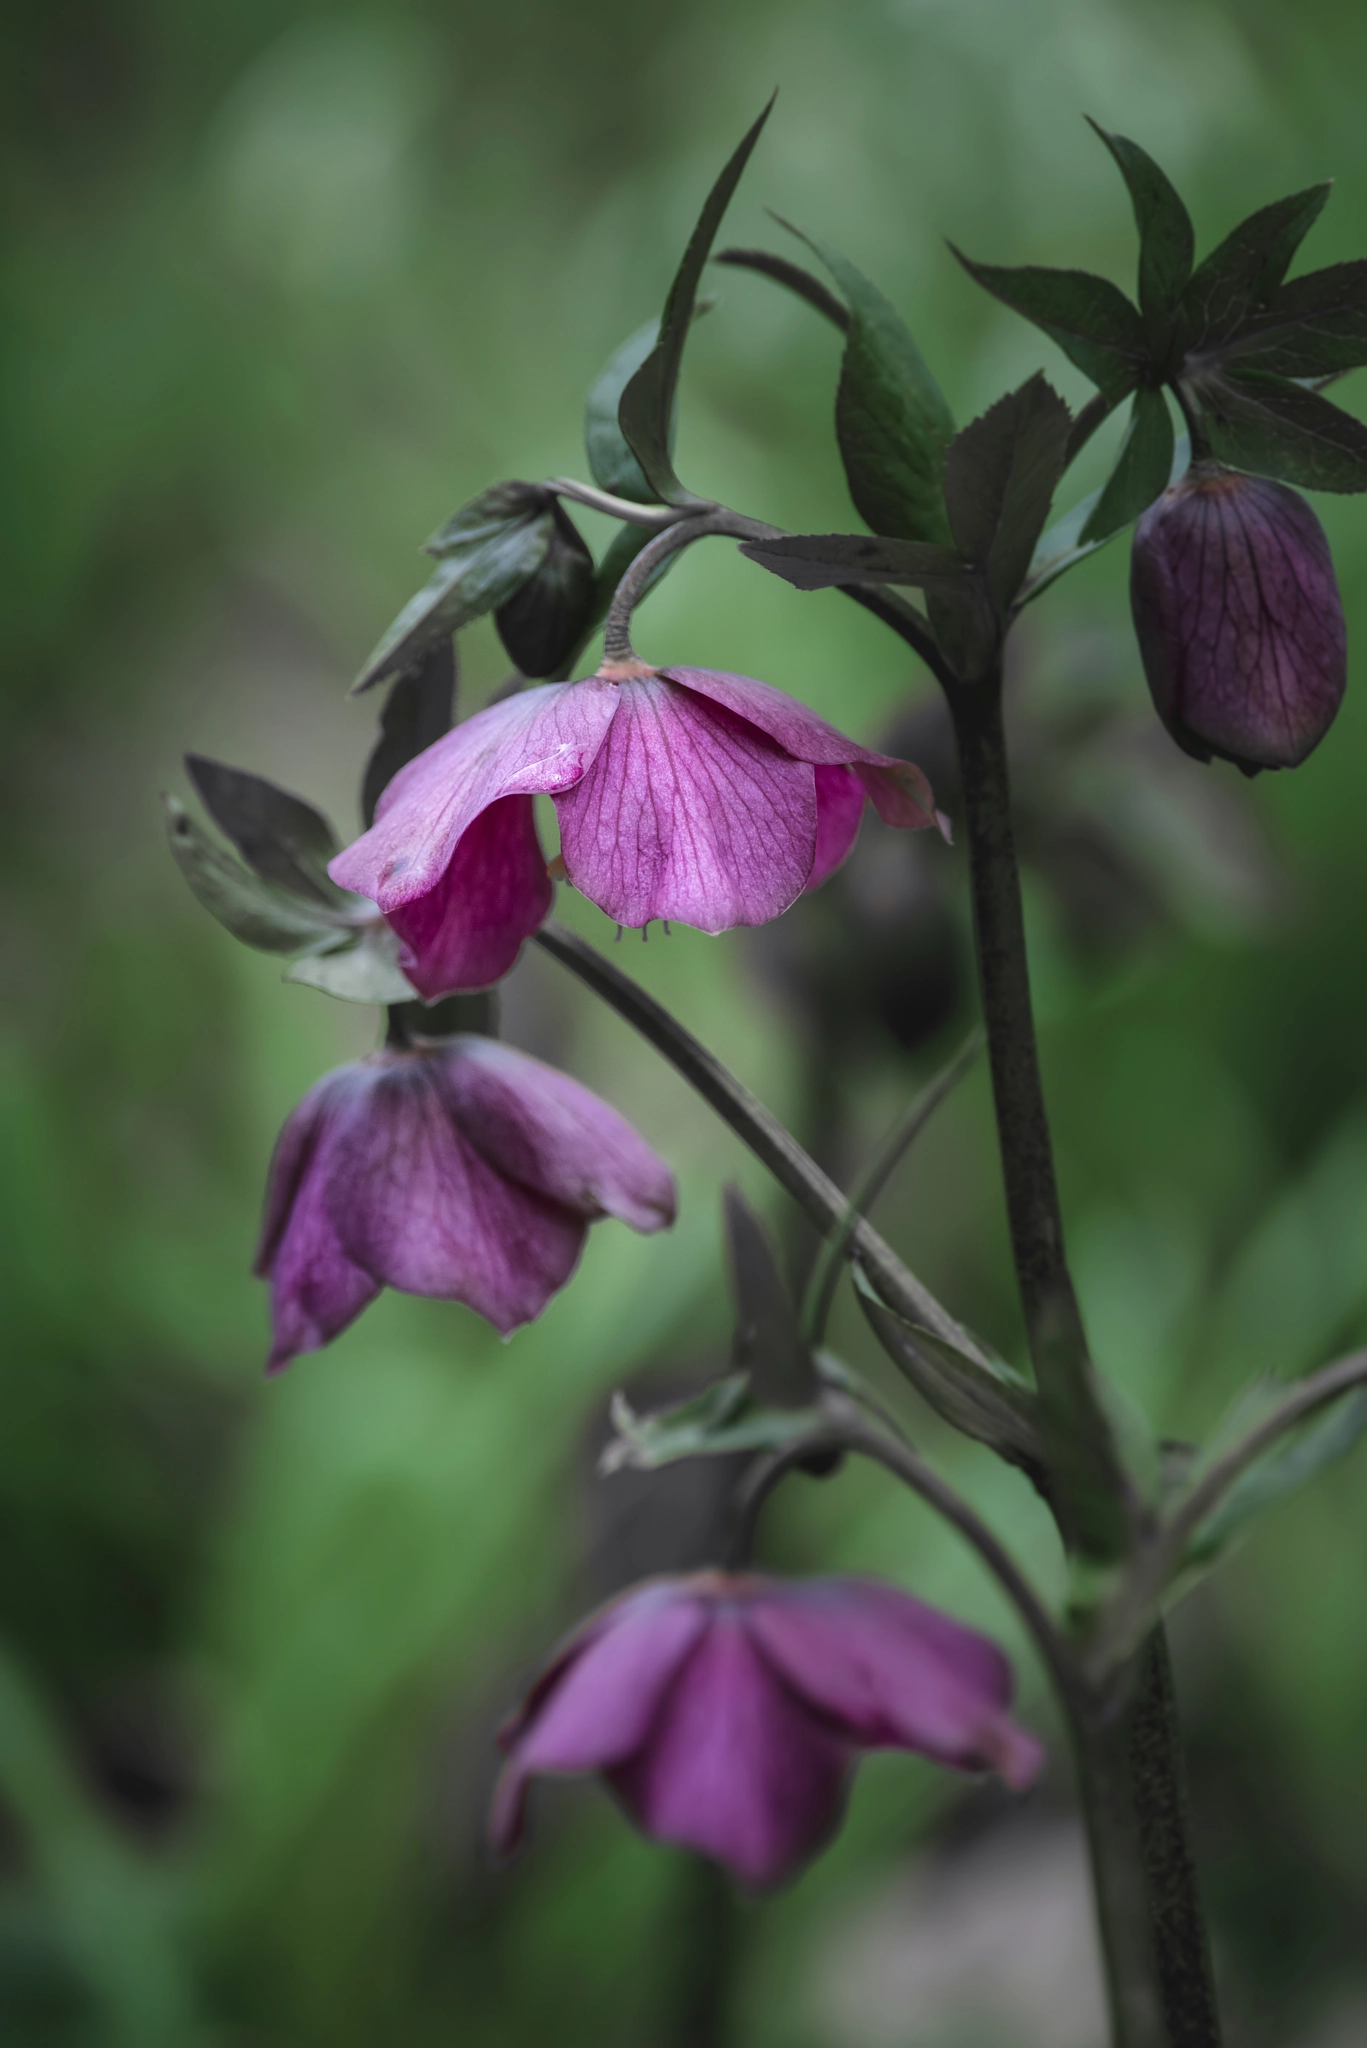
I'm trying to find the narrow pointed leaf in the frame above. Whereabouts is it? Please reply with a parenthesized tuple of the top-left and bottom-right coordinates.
(600, 1377, 823, 1473)
(584, 305, 715, 503)
(184, 755, 342, 904)
(361, 640, 457, 828)
(712, 246, 850, 333)
(1024, 429, 1189, 603)
(740, 531, 964, 592)
(723, 1185, 815, 1407)
(950, 248, 1146, 401)
(1184, 1385, 1367, 1568)
(354, 512, 552, 694)
(284, 923, 416, 1004)
(1223, 260, 1367, 377)
(943, 373, 1073, 609)
(496, 503, 596, 677)
(618, 97, 775, 502)
(1086, 119, 1194, 328)
(1077, 385, 1175, 544)
(1179, 183, 1332, 353)
(165, 798, 348, 954)
(1192, 367, 1367, 491)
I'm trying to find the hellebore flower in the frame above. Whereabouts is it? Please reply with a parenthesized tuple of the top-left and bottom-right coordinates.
(1130, 461, 1347, 773)
(490, 1570, 1043, 1890)
(328, 664, 942, 999)
(256, 1035, 675, 1369)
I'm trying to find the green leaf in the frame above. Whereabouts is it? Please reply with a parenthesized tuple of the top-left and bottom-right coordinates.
(1179, 183, 1331, 353)
(165, 797, 349, 954)
(1223, 259, 1367, 378)
(739, 531, 964, 592)
(1184, 1384, 1367, 1568)
(353, 511, 552, 694)
(284, 923, 415, 1004)
(1077, 385, 1175, 544)
(361, 640, 457, 829)
(783, 222, 954, 542)
(943, 373, 1073, 609)
(1086, 119, 1194, 331)
(853, 1266, 1044, 1474)
(599, 1375, 825, 1474)
(723, 1186, 815, 1407)
(423, 479, 550, 558)
(950, 248, 1146, 402)
(1192, 366, 1367, 491)
(712, 245, 850, 333)
(495, 503, 597, 678)
(1023, 425, 1189, 602)
(584, 306, 715, 504)
(184, 754, 343, 905)
(617, 96, 775, 503)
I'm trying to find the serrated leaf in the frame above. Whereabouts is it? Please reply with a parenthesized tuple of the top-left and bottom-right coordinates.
(584, 304, 716, 504)
(712, 246, 850, 333)
(950, 248, 1146, 402)
(1183, 1384, 1367, 1568)
(1192, 367, 1367, 491)
(1086, 119, 1194, 332)
(1077, 385, 1174, 543)
(423, 480, 550, 558)
(781, 222, 954, 542)
(361, 640, 457, 829)
(617, 97, 775, 503)
(1222, 260, 1367, 377)
(600, 1375, 824, 1474)
(284, 923, 415, 1004)
(495, 503, 597, 678)
(739, 531, 964, 592)
(353, 514, 553, 694)
(723, 1186, 815, 1407)
(943, 373, 1073, 610)
(165, 798, 348, 954)
(1179, 183, 1331, 354)
(1023, 426, 1190, 603)
(184, 755, 343, 905)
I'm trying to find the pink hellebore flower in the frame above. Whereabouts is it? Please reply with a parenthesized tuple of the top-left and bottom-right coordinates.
(328, 663, 943, 999)
(490, 1570, 1043, 1891)
(256, 1036, 675, 1370)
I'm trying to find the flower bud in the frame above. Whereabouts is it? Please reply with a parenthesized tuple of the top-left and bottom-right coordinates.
(1130, 462, 1347, 773)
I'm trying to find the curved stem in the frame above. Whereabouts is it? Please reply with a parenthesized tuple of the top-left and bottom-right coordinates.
(532, 922, 985, 1362)
(601, 509, 780, 662)
(545, 478, 690, 528)
(725, 1431, 842, 1569)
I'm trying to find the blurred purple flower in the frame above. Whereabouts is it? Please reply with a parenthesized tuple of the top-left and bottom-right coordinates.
(1131, 462, 1347, 773)
(256, 1036, 675, 1369)
(491, 1570, 1042, 1890)
(328, 663, 942, 997)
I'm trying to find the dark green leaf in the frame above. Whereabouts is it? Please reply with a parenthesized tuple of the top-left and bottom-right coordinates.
(599, 1376, 824, 1474)
(184, 755, 342, 904)
(584, 305, 714, 504)
(783, 222, 954, 542)
(1223, 260, 1367, 377)
(361, 640, 456, 828)
(723, 1186, 815, 1407)
(950, 248, 1146, 401)
(1077, 385, 1175, 543)
(495, 503, 596, 678)
(1179, 183, 1331, 353)
(284, 923, 416, 1004)
(423, 480, 550, 558)
(740, 531, 964, 592)
(1192, 366, 1367, 491)
(1024, 428, 1188, 602)
(165, 798, 349, 954)
(1086, 119, 1194, 329)
(618, 96, 775, 503)
(1184, 1384, 1367, 1568)
(943, 373, 1073, 609)
(712, 246, 850, 333)
(353, 513, 552, 694)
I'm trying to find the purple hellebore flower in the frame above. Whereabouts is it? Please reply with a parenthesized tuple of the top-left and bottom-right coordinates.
(328, 661, 943, 999)
(1130, 461, 1347, 773)
(255, 1035, 675, 1369)
(490, 1570, 1043, 1890)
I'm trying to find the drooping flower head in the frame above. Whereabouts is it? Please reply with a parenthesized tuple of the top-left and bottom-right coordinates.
(328, 663, 943, 999)
(257, 1035, 675, 1370)
(491, 1570, 1043, 1891)
(1130, 461, 1347, 774)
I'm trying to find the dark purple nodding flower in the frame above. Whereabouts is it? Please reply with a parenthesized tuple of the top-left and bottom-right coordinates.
(328, 663, 944, 999)
(256, 1036, 675, 1369)
(1130, 461, 1347, 774)
(490, 1570, 1043, 1891)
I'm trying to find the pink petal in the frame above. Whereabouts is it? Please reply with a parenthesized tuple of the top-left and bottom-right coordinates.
(555, 674, 818, 930)
(329, 680, 618, 911)
(746, 1577, 1043, 1791)
(433, 1037, 676, 1232)
(387, 795, 552, 999)
(663, 667, 942, 833)
(255, 1068, 381, 1371)
(808, 764, 866, 890)
(490, 1584, 709, 1859)
(323, 1055, 587, 1335)
(609, 1607, 851, 1889)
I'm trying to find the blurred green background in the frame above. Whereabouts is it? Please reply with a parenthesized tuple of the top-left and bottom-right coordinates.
(6, 0, 1367, 2042)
